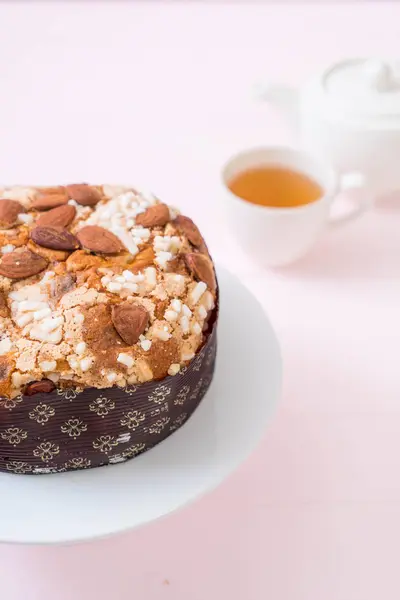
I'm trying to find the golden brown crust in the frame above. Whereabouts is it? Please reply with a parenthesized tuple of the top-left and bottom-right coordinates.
(147, 338, 180, 380)
(82, 304, 127, 369)
(0, 357, 12, 396)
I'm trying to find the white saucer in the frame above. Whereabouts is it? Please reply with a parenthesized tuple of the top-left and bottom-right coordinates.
(0, 267, 282, 545)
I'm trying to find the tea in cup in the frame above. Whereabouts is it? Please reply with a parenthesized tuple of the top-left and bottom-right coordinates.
(222, 146, 371, 267)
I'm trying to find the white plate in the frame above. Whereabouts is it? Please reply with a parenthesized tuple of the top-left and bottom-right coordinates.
(0, 267, 282, 545)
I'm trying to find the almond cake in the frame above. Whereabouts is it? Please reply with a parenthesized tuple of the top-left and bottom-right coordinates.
(0, 184, 218, 474)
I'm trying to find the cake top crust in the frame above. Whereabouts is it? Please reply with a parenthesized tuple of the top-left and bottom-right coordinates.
(0, 184, 216, 398)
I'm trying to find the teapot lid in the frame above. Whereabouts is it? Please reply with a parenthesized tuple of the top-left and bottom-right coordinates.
(320, 58, 400, 119)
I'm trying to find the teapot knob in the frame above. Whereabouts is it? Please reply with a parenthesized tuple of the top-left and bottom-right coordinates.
(363, 59, 395, 92)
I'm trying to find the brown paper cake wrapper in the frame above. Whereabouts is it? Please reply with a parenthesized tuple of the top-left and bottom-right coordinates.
(0, 316, 217, 475)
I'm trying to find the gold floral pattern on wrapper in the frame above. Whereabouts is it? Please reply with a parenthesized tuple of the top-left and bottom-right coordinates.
(146, 416, 170, 435)
(61, 418, 88, 439)
(1, 427, 28, 446)
(0, 395, 23, 410)
(123, 443, 146, 459)
(56, 388, 83, 401)
(29, 404, 55, 425)
(33, 442, 60, 463)
(6, 461, 33, 474)
(170, 413, 188, 432)
(120, 410, 146, 431)
(148, 385, 171, 405)
(64, 457, 91, 470)
(0, 306, 218, 475)
(174, 385, 191, 406)
(124, 385, 138, 396)
(89, 395, 115, 418)
(92, 435, 119, 454)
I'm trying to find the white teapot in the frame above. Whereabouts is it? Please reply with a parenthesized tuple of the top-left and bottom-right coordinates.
(259, 58, 400, 195)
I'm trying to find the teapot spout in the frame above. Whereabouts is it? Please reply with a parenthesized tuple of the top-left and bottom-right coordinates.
(255, 83, 299, 132)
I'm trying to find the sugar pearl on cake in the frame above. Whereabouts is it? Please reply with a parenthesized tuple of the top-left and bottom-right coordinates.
(39, 360, 57, 372)
(40, 316, 63, 333)
(16, 313, 33, 328)
(189, 281, 207, 305)
(108, 282, 122, 292)
(11, 372, 23, 387)
(180, 316, 190, 334)
(19, 300, 47, 312)
(123, 282, 138, 293)
(197, 305, 207, 320)
(117, 353, 134, 368)
(168, 363, 181, 376)
(181, 304, 192, 317)
(145, 267, 157, 287)
(155, 251, 172, 269)
(33, 307, 52, 321)
(30, 326, 62, 344)
(47, 372, 60, 382)
(40, 271, 55, 283)
(18, 213, 34, 225)
(140, 339, 152, 351)
(80, 357, 93, 372)
(171, 299, 182, 313)
(191, 321, 202, 335)
(154, 328, 171, 341)
(0, 337, 12, 355)
(203, 291, 215, 311)
(164, 309, 178, 322)
(132, 227, 150, 239)
(122, 270, 135, 281)
(1, 244, 15, 254)
(75, 342, 87, 355)
(67, 356, 79, 370)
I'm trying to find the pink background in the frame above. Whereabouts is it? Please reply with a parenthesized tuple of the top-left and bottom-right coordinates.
(1, 2, 400, 599)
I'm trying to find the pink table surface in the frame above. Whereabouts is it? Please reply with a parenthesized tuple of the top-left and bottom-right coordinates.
(1, 2, 400, 599)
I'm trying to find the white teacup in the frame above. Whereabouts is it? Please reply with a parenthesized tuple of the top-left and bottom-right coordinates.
(222, 147, 371, 267)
